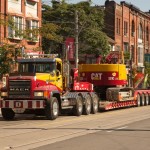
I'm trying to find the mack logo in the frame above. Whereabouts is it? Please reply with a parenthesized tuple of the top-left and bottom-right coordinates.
(91, 73, 102, 80)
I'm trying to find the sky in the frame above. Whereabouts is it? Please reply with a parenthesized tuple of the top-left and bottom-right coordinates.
(42, 0, 150, 12)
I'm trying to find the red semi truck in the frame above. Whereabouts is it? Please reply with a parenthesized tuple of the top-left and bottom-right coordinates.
(0, 54, 149, 120)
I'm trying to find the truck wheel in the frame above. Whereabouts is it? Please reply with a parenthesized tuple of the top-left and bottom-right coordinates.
(141, 94, 145, 106)
(137, 94, 141, 107)
(45, 97, 59, 120)
(1, 108, 15, 120)
(83, 94, 92, 115)
(73, 95, 83, 116)
(145, 94, 149, 106)
(91, 94, 99, 114)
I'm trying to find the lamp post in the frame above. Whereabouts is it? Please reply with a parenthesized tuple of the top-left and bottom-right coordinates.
(75, 10, 79, 68)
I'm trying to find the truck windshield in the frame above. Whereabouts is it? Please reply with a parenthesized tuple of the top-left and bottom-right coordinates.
(19, 62, 56, 73)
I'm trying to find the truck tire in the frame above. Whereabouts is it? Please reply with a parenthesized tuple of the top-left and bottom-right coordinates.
(145, 94, 149, 106)
(141, 94, 145, 106)
(149, 94, 150, 105)
(73, 95, 83, 116)
(137, 94, 141, 107)
(91, 94, 99, 114)
(1, 108, 15, 120)
(83, 94, 92, 115)
(45, 97, 59, 120)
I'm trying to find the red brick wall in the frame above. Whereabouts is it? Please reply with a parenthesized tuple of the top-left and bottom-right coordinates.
(0, 0, 42, 51)
(105, 1, 150, 65)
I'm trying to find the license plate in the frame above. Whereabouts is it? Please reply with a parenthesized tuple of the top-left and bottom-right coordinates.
(14, 101, 23, 108)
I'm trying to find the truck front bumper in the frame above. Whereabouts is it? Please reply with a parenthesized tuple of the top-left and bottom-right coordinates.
(0, 100, 45, 109)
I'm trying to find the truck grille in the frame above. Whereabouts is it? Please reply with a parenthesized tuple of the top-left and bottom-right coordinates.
(9, 80, 31, 98)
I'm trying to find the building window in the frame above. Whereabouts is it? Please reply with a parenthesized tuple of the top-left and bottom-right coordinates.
(124, 21, 128, 36)
(124, 42, 130, 62)
(116, 18, 120, 34)
(116, 45, 121, 51)
(145, 49, 149, 54)
(138, 47, 143, 64)
(124, 42, 129, 52)
(25, 20, 38, 41)
(138, 23, 143, 40)
(146, 26, 149, 41)
(8, 16, 23, 39)
(131, 20, 135, 37)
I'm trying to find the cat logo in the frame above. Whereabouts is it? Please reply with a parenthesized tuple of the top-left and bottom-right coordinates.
(91, 73, 102, 80)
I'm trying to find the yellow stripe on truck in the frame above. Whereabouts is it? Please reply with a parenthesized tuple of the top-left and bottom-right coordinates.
(79, 64, 127, 81)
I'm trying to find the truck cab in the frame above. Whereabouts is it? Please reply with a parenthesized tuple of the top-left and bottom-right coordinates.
(0, 54, 64, 120)
(17, 56, 63, 92)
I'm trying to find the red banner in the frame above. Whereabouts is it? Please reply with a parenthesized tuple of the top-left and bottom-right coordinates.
(65, 38, 75, 61)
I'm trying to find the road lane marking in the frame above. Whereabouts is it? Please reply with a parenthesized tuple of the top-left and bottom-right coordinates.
(107, 126, 128, 133)
(117, 126, 128, 130)
(107, 130, 113, 133)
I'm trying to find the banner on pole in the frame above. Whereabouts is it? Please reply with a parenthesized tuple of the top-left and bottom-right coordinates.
(65, 38, 75, 61)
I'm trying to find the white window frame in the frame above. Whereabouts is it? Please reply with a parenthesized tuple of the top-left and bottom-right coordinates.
(8, 16, 23, 39)
(137, 47, 144, 66)
(26, 19, 39, 41)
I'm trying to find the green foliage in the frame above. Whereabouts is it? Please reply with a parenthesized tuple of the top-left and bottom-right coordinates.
(0, 44, 17, 78)
(42, 2, 109, 56)
(145, 62, 150, 87)
(124, 51, 130, 60)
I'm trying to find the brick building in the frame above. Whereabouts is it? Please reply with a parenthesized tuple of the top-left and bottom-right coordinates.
(0, 0, 42, 53)
(104, 0, 150, 71)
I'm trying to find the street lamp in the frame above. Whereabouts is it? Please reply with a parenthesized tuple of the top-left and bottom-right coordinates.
(75, 10, 79, 68)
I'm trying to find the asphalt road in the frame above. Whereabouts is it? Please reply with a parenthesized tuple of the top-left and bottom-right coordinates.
(0, 106, 150, 150)
(32, 118, 150, 150)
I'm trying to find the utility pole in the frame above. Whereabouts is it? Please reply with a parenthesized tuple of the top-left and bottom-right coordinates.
(75, 10, 79, 68)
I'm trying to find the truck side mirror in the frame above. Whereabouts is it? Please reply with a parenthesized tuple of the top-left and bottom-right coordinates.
(56, 70, 60, 76)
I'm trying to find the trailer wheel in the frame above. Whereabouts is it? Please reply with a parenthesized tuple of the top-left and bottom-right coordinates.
(91, 94, 99, 114)
(45, 97, 59, 120)
(137, 94, 141, 107)
(149, 94, 150, 105)
(145, 94, 149, 106)
(141, 94, 145, 106)
(83, 94, 92, 115)
(1, 108, 15, 120)
(73, 95, 83, 116)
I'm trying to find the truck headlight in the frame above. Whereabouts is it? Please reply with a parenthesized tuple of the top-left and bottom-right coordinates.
(1, 92, 8, 97)
(2, 77, 7, 87)
(34, 92, 44, 97)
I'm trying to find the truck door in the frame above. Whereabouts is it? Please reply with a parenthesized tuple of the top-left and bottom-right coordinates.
(56, 62, 63, 91)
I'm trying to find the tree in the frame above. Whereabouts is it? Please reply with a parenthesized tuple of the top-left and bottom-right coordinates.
(145, 62, 150, 87)
(0, 14, 18, 78)
(0, 44, 17, 78)
(42, 1, 109, 57)
(41, 4, 64, 54)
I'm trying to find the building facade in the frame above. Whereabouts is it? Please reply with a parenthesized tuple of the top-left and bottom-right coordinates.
(0, 0, 42, 53)
(104, 0, 150, 71)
